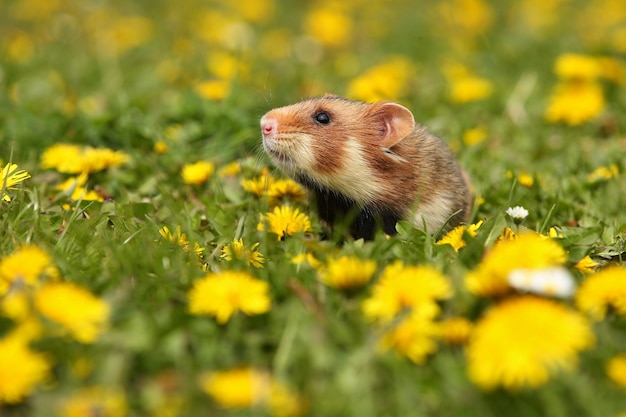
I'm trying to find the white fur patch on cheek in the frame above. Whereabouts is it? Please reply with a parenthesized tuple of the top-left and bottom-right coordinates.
(412, 191, 455, 232)
(320, 137, 381, 204)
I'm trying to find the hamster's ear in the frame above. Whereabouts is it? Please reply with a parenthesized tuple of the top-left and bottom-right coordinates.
(378, 102, 416, 147)
(323, 93, 340, 98)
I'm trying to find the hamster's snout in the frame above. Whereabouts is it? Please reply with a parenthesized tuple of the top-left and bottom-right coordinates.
(260, 117, 277, 139)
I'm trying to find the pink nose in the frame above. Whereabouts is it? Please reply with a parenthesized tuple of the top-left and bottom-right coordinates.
(261, 118, 277, 137)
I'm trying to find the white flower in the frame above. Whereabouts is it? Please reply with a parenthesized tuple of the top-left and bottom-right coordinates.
(506, 206, 529, 220)
(508, 267, 576, 298)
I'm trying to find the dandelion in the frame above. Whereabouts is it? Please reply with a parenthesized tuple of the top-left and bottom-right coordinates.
(575, 265, 626, 320)
(291, 252, 321, 269)
(257, 205, 312, 240)
(379, 309, 440, 364)
(346, 56, 414, 102)
(443, 63, 493, 104)
(188, 270, 271, 324)
(200, 368, 303, 416)
(0, 336, 51, 404)
(587, 164, 619, 184)
(318, 256, 377, 290)
(304, 8, 352, 48)
(241, 172, 275, 196)
(554, 53, 601, 80)
(465, 232, 567, 297)
(153, 140, 168, 154)
(466, 296, 595, 390)
(55, 173, 103, 202)
(0, 244, 59, 294)
(34, 282, 110, 343)
(194, 79, 230, 101)
(438, 317, 473, 345)
(61, 386, 127, 417)
(220, 238, 265, 268)
(159, 226, 204, 256)
(574, 255, 599, 274)
(507, 266, 576, 298)
(0, 163, 31, 202)
(40, 143, 130, 174)
(517, 172, 534, 188)
(548, 227, 563, 239)
(267, 179, 306, 206)
(200, 367, 266, 408)
(436, 220, 483, 252)
(363, 261, 453, 322)
(182, 161, 215, 185)
(505, 206, 529, 222)
(462, 126, 488, 146)
(218, 161, 242, 177)
(606, 355, 626, 388)
(545, 81, 605, 125)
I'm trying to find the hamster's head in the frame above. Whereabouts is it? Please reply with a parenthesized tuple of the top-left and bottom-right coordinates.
(260, 95, 416, 203)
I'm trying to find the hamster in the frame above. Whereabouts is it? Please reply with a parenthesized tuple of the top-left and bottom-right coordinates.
(260, 94, 472, 240)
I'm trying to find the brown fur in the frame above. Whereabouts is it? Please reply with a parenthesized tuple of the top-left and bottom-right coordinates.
(260, 96, 472, 238)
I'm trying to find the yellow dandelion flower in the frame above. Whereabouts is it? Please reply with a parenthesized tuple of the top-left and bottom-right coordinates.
(606, 355, 626, 388)
(40, 143, 129, 174)
(0, 163, 31, 202)
(517, 171, 534, 188)
(318, 256, 377, 290)
(268, 378, 306, 417)
(188, 271, 271, 324)
(200, 367, 267, 409)
(182, 161, 215, 185)
(379, 309, 441, 364)
(218, 161, 242, 177)
(597, 56, 626, 85)
(574, 255, 599, 274)
(443, 63, 493, 104)
(436, 220, 483, 252)
(220, 238, 265, 268)
(267, 179, 306, 207)
(438, 316, 473, 345)
(34, 282, 110, 344)
(194, 79, 230, 101)
(200, 367, 303, 416)
(0, 336, 51, 404)
(362, 261, 453, 322)
(554, 53, 601, 80)
(462, 126, 488, 146)
(159, 226, 204, 256)
(587, 164, 619, 184)
(497, 226, 517, 242)
(465, 233, 567, 297)
(55, 173, 103, 202)
(346, 56, 414, 102)
(575, 265, 626, 320)
(241, 173, 275, 196)
(257, 205, 312, 240)
(467, 296, 595, 390)
(291, 252, 321, 269)
(154, 140, 168, 154)
(304, 8, 352, 47)
(545, 81, 605, 125)
(0, 244, 59, 295)
(61, 387, 127, 417)
(548, 227, 563, 239)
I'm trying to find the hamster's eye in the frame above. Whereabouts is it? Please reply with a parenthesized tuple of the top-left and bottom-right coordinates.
(313, 111, 331, 125)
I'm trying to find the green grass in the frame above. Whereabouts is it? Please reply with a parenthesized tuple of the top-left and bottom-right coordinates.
(1, 0, 626, 416)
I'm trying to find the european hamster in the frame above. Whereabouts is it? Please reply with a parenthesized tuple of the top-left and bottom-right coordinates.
(260, 95, 472, 240)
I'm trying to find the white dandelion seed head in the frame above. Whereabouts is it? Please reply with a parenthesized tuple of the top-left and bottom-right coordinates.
(506, 206, 529, 220)
(507, 267, 576, 298)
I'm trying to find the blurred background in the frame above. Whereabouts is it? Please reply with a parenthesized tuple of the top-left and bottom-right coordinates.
(1, 0, 624, 167)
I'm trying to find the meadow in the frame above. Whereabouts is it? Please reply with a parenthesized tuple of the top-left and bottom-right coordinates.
(1, 0, 626, 416)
